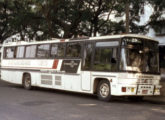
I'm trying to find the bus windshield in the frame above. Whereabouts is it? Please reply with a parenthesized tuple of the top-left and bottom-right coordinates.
(120, 37, 159, 73)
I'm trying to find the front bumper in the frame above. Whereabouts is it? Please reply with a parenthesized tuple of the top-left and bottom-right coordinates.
(111, 84, 162, 96)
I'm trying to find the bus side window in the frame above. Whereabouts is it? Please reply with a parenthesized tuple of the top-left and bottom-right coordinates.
(50, 43, 65, 58)
(66, 42, 81, 58)
(4, 47, 15, 59)
(37, 44, 50, 58)
(82, 43, 93, 70)
(93, 47, 118, 71)
(16, 46, 25, 58)
(25, 45, 37, 58)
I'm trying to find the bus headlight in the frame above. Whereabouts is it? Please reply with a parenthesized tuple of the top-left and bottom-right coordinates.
(154, 88, 160, 94)
(154, 85, 162, 95)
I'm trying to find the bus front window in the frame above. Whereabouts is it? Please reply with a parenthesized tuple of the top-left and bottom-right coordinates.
(120, 38, 159, 73)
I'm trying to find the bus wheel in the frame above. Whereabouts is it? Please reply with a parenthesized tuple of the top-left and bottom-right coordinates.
(23, 74, 32, 90)
(97, 80, 112, 102)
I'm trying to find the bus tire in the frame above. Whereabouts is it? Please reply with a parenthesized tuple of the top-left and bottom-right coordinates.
(97, 80, 112, 102)
(23, 74, 32, 90)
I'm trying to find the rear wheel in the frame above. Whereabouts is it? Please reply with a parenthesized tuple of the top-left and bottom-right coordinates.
(23, 74, 32, 90)
(97, 80, 112, 102)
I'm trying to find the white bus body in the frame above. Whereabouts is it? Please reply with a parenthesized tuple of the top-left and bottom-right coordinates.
(0, 34, 162, 101)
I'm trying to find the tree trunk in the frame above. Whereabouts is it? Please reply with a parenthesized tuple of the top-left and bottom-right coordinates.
(125, 0, 130, 33)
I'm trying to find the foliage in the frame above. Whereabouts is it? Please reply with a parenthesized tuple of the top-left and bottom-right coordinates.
(148, 0, 165, 33)
(0, 0, 164, 43)
(0, 0, 16, 42)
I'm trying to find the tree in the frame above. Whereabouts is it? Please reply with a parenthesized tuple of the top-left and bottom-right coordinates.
(0, 0, 17, 43)
(0, 0, 164, 43)
(125, 0, 130, 33)
(33, 0, 87, 38)
(126, 0, 149, 34)
(0, 0, 43, 43)
(148, 0, 165, 34)
(80, 0, 125, 36)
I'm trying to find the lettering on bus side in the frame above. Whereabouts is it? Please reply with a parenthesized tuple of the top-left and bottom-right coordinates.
(60, 60, 80, 73)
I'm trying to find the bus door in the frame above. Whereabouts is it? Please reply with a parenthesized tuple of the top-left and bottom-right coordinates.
(81, 42, 93, 91)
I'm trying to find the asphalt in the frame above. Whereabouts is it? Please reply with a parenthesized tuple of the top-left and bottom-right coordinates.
(0, 80, 165, 120)
(144, 96, 165, 103)
(0, 71, 165, 103)
(144, 79, 165, 103)
(0, 79, 165, 103)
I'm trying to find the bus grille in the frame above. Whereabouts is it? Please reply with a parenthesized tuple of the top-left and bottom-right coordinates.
(41, 75, 53, 85)
(137, 79, 153, 84)
(41, 80, 52, 85)
(55, 76, 61, 86)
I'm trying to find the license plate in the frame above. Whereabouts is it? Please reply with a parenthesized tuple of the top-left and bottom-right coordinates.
(142, 90, 148, 94)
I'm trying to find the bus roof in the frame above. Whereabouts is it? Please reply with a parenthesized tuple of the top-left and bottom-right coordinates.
(3, 34, 158, 47)
(89, 34, 157, 41)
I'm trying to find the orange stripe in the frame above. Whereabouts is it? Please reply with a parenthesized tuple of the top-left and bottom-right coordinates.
(52, 59, 59, 69)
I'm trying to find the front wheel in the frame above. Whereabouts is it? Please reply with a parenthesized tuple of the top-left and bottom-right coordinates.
(23, 74, 32, 90)
(97, 80, 112, 102)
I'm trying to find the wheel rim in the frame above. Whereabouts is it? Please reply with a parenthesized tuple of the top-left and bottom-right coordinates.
(24, 76, 30, 88)
(99, 83, 110, 98)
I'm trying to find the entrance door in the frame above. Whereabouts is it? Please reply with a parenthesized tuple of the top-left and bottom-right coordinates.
(81, 42, 93, 91)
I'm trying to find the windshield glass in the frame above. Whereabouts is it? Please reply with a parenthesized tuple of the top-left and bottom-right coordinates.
(120, 37, 159, 73)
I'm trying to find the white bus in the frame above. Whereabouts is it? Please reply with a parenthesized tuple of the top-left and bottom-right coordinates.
(0, 34, 162, 101)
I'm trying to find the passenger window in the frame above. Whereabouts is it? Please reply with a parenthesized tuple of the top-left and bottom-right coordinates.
(4, 47, 15, 58)
(82, 43, 93, 70)
(50, 44, 65, 57)
(37, 44, 50, 58)
(25, 45, 37, 58)
(93, 47, 118, 71)
(66, 43, 81, 58)
(16, 46, 25, 58)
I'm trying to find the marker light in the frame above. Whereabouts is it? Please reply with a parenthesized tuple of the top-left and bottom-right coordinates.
(122, 87, 126, 92)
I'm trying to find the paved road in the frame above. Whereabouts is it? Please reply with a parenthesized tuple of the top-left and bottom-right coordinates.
(0, 80, 165, 120)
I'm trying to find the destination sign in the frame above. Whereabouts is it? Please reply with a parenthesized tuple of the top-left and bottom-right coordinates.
(123, 38, 142, 44)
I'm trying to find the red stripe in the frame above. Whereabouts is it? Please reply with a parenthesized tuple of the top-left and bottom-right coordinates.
(52, 59, 59, 69)
(60, 39, 65, 42)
